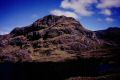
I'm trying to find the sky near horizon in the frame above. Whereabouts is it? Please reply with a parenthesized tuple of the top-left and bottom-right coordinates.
(0, 0, 120, 35)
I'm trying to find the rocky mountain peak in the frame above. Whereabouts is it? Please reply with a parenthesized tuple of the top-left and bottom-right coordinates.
(1, 15, 101, 62)
(33, 15, 83, 29)
(10, 15, 89, 37)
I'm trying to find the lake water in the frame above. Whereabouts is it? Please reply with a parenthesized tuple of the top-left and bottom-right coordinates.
(0, 58, 119, 80)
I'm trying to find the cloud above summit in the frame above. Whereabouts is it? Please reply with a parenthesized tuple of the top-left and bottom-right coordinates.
(50, 9, 78, 19)
(51, 0, 120, 21)
(97, 0, 120, 8)
(61, 0, 97, 16)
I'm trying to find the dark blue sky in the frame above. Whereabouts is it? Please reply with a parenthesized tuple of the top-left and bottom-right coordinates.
(0, 0, 120, 34)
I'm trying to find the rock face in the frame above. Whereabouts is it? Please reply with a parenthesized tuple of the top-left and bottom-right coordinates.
(0, 15, 119, 62)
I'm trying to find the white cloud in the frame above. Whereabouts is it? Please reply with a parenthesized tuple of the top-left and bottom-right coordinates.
(97, 17, 114, 22)
(100, 9, 112, 16)
(50, 9, 78, 19)
(105, 17, 114, 22)
(0, 31, 9, 35)
(61, 0, 98, 16)
(97, 0, 120, 16)
(50, 0, 120, 19)
(97, 0, 120, 8)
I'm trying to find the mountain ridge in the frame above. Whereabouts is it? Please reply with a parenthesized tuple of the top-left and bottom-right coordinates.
(0, 15, 120, 62)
